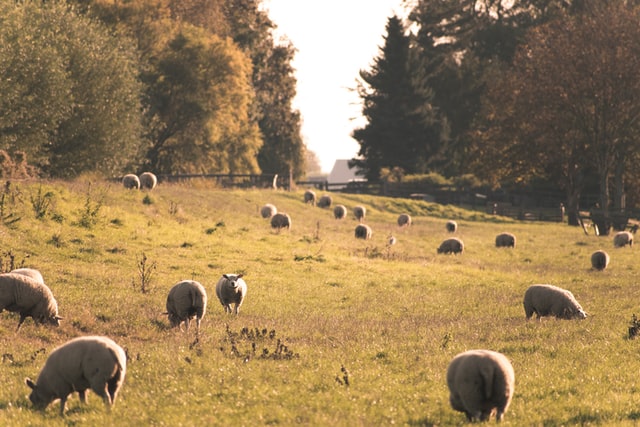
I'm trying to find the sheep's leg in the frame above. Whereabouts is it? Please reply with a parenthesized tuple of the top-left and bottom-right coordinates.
(16, 315, 27, 331)
(78, 389, 88, 404)
(59, 395, 68, 416)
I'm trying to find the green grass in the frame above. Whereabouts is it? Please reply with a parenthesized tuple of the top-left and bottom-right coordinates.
(1, 179, 639, 425)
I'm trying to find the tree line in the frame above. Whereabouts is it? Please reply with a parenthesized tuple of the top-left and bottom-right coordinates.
(0, 0, 305, 180)
(353, 0, 640, 225)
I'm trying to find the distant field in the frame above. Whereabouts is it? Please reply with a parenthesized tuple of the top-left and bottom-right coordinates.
(1, 178, 639, 426)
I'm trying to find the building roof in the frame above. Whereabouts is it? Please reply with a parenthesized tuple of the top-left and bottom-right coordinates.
(327, 159, 365, 185)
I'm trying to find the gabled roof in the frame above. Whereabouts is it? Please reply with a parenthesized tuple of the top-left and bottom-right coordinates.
(327, 159, 364, 184)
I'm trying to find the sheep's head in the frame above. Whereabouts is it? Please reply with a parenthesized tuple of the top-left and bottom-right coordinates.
(223, 274, 244, 289)
(25, 378, 50, 411)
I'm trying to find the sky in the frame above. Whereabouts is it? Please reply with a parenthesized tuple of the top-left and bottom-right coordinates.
(262, 1, 409, 174)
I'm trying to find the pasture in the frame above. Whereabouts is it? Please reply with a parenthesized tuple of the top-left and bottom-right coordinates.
(0, 178, 639, 426)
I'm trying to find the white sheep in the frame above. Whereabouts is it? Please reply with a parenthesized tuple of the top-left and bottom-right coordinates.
(122, 174, 140, 190)
(354, 224, 372, 240)
(397, 213, 412, 227)
(304, 190, 316, 206)
(495, 232, 516, 248)
(437, 237, 464, 254)
(164, 280, 207, 333)
(260, 203, 277, 219)
(139, 172, 157, 190)
(446, 220, 458, 233)
(523, 284, 587, 320)
(0, 273, 61, 331)
(353, 205, 366, 222)
(333, 204, 347, 220)
(613, 231, 633, 248)
(25, 335, 126, 416)
(10, 267, 45, 284)
(215, 274, 247, 314)
(270, 212, 291, 230)
(447, 349, 515, 422)
(591, 250, 610, 271)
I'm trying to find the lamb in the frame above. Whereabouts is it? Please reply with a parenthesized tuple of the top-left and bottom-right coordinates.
(446, 220, 458, 233)
(446, 349, 515, 422)
(164, 280, 207, 333)
(523, 284, 587, 320)
(215, 274, 247, 314)
(139, 172, 157, 190)
(0, 273, 61, 331)
(397, 213, 412, 227)
(318, 195, 332, 208)
(122, 174, 140, 190)
(354, 224, 372, 240)
(495, 232, 516, 248)
(613, 231, 633, 248)
(270, 212, 291, 230)
(333, 204, 347, 220)
(437, 237, 464, 254)
(10, 267, 45, 284)
(591, 250, 610, 271)
(260, 203, 277, 219)
(304, 190, 316, 206)
(353, 205, 366, 222)
(25, 335, 126, 416)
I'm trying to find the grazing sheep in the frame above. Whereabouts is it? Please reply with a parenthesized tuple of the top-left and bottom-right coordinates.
(0, 273, 61, 331)
(446, 220, 458, 233)
(523, 284, 587, 320)
(270, 212, 291, 230)
(613, 231, 633, 248)
(215, 274, 247, 314)
(122, 174, 140, 190)
(304, 190, 316, 206)
(164, 280, 207, 333)
(353, 205, 366, 222)
(397, 213, 412, 227)
(260, 203, 277, 219)
(437, 237, 464, 254)
(139, 172, 157, 190)
(25, 336, 126, 416)
(354, 224, 372, 240)
(447, 349, 515, 422)
(591, 250, 610, 271)
(495, 232, 516, 248)
(318, 194, 332, 208)
(333, 204, 347, 220)
(10, 267, 45, 284)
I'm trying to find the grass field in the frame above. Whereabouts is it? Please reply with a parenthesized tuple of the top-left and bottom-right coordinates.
(1, 178, 639, 426)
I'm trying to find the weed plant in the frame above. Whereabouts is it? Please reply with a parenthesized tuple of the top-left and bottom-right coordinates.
(0, 179, 639, 425)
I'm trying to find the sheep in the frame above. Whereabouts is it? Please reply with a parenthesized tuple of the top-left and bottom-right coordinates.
(353, 205, 366, 222)
(591, 250, 610, 271)
(613, 231, 633, 248)
(397, 213, 412, 227)
(304, 190, 316, 206)
(0, 273, 61, 331)
(260, 203, 277, 219)
(164, 280, 207, 333)
(387, 235, 397, 246)
(523, 284, 587, 320)
(139, 172, 157, 190)
(446, 220, 458, 233)
(10, 267, 45, 284)
(446, 349, 515, 422)
(215, 274, 247, 314)
(318, 194, 332, 208)
(25, 335, 126, 416)
(437, 237, 464, 254)
(122, 174, 140, 190)
(495, 232, 516, 248)
(270, 212, 291, 230)
(333, 204, 347, 220)
(354, 224, 372, 240)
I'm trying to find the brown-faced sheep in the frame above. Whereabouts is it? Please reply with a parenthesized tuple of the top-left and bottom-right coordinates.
(613, 231, 633, 248)
(215, 274, 247, 314)
(122, 174, 140, 190)
(304, 190, 316, 206)
(446, 220, 458, 233)
(318, 195, 332, 208)
(355, 224, 372, 240)
(164, 280, 207, 333)
(353, 205, 366, 222)
(495, 232, 516, 248)
(591, 250, 610, 271)
(25, 335, 126, 416)
(260, 203, 277, 219)
(437, 237, 464, 254)
(0, 273, 61, 331)
(523, 284, 587, 320)
(139, 172, 157, 190)
(397, 213, 412, 227)
(447, 349, 515, 422)
(333, 204, 347, 220)
(270, 212, 291, 230)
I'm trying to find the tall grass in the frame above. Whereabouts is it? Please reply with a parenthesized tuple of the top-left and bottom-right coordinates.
(0, 179, 639, 425)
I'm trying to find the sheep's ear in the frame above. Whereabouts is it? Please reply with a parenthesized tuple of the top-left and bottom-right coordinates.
(25, 378, 36, 390)
(237, 274, 244, 279)
(223, 274, 230, 280)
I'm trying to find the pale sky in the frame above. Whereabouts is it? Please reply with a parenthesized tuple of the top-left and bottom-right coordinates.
(262, 1, 409, 174)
